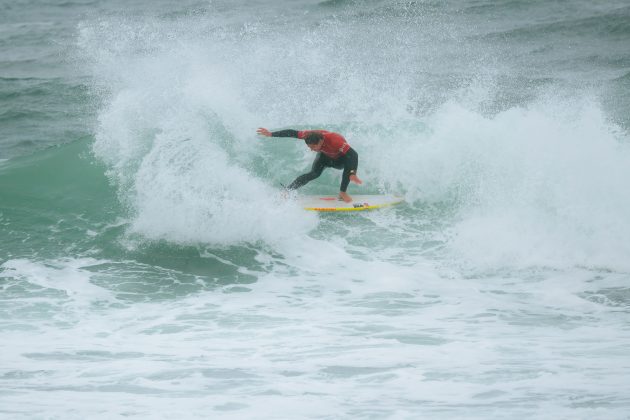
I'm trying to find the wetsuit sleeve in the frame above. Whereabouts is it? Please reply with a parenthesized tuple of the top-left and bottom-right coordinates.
(271, 129, 300, 138)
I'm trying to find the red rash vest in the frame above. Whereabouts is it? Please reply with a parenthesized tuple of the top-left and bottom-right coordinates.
(297, 130, 350, 159)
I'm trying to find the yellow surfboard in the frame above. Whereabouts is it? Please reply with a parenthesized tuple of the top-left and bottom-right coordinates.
(298, 194, 404, 212)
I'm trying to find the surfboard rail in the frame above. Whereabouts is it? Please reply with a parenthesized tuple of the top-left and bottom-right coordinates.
(298, 194, 404, 212)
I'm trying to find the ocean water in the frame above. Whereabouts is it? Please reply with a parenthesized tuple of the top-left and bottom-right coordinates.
(2, 0, 630, 418)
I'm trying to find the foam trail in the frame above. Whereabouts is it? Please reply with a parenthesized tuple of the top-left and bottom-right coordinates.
(0, 258, 117, 306)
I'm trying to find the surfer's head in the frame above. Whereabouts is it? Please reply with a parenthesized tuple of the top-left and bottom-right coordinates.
(304, 132, 324, 151)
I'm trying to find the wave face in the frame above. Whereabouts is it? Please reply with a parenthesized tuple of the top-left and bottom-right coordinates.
(73, 0, 630, 267)
(2, 1, 630, 418)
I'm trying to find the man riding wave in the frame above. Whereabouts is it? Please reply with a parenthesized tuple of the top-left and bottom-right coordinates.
(257, 128, 363, 202)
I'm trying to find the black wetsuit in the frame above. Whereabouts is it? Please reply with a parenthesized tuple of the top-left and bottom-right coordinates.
(271, 129, 359, 192)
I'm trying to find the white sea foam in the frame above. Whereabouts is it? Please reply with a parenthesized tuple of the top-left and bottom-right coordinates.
(2, 253, 628, 419)
(434, 99, 630, 270)
(86, 27, 316, 246)
(1, 258, 117, 305)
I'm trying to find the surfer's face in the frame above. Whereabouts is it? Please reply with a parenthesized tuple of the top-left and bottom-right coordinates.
(307, 139, 324, 151)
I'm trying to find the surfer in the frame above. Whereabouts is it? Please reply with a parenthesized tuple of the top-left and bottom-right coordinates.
(257, 128, 363, 202)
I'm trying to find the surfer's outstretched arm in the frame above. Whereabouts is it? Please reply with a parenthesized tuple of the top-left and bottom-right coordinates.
(269, 129, 300, 138)
(257, 128, 300, 138)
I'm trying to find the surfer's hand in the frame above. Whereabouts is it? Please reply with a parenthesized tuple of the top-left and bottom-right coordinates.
(349, 174, 363, 185)
(339, 192, 352, 203)
(257, 127, 272, 137)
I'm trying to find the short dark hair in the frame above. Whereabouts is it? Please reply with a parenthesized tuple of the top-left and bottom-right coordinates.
(304, 132, 323, 145)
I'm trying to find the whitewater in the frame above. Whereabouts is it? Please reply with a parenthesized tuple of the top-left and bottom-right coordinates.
(1, 0, 630, 418)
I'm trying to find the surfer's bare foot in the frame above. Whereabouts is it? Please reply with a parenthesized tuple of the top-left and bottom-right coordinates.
(339, 192, 352, 203)
(349, 174, 363, 185)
